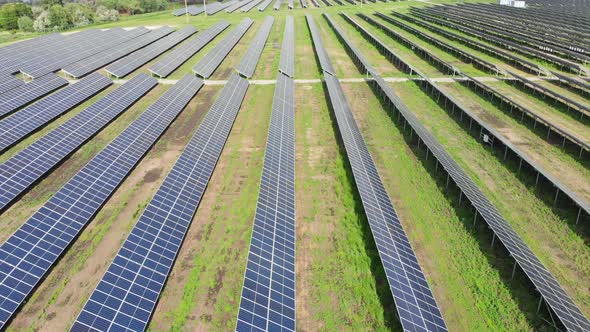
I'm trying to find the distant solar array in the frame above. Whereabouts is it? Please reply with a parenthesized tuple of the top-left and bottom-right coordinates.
(193, 18, 253, 78)
(206, 1, 227, 14)
(149, 21, 230, 78)
(0, 74, 156, 213)
(21, 28, 150, 79)
(72, 73, 249, 332)
(236, 16, 274, 78)
(0, 73, 68, 118)
(273, 0, 282, 9)
(242, 0, 266, 11)
(278, 16, 295, 77)
(0, 75, 24, 95)
(106, 26, 197, 78)
(63, 27, 173, 78)
(226, 0, 252, 12)
(0, 74, 200, 330)
(0, 73, 112, 153)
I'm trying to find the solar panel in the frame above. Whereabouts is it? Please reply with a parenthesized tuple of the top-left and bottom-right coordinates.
(149, 21, 230, 78)
(20, 28, 144, 79)
(0, 75, 24, 95)
(206, 1, 227, 14)
(305, 15, 335, 75)
(273, 0, 281, 9)
(71, 73, 249, 332)
(106, 26, 197, 78)
(242, 0, 265, 11)
(300, 0, 308, 8)
(189, 5, 205, 15)
(0, 74, 202, 330)
(193, 18, 253, 78)
(0, 33, 64, 70)
(236, 17, 274, 78)
(288, 0, 294, 9)
(258, 0, 273, 11)
(323, 73, 448, 332)
(226, 0, 253, 12)
(63, 27, 173, 79)
(279, 16, 295, 77)
(0, 73, 112, 153)
(236, 72, 296, 332)
(0, 73, 157, 212)
(323, 13, 373, 74)
(0, 73, 68, 118)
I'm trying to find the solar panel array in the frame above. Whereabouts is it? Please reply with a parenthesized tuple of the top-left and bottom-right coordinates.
(273, 0, 282, 9)
(226, 0, 252, 12)
(288, 0, 294, 9)
(149, 21, 230, 78)
(278, 16, 295, 78)
(0, 74, 156, 212)
(0, 34, 64, 72)
(71, 73, 249, 332)
(106, 26, 197, 78)
(323, 72, 448, 332)
(0, 73, 113, 153)
(0, 73, 68, 118)
(305, 15, 335, 75)
(236, 66, 296, 332)
(309, 15, 448, 332)
(334, 13, 590, 330)
(20, 28, 150, 79)
(63, 27, 173, 79)
(323, 13, 373, 74)
(0, 76, 24, 95)
(0, 29, 99, 77)
(206, 1, 228, 14)
(300, 0, 308, 8)
(0, 74, 201, 330)
(172, 5, 204, 16)
(242, 0, 266, 11)
(258, 0, 273, 11)
(236, 17, 274, 78)
(193, 18, 253, 78)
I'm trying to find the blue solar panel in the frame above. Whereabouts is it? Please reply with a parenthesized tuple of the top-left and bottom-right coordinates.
(0, 73, 157, 212)
(71, 73, 249, 332)
(0, 74, 202, 330)
(0, 73, 113, 153)
(236, 16, 274, 78)
(0, 74, 68, 118)
(236, 73, 295, 332)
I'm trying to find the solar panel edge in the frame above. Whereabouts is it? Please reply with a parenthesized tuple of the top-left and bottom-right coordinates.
(236, 16, 275, 78)
(149, 21, 231, 78)
(0, 73, 113, 153)
(71, 74, 249, 332)
(235, 72, 296, 332)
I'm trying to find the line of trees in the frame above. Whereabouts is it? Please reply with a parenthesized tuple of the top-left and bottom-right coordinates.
(0, 0, 168, 32)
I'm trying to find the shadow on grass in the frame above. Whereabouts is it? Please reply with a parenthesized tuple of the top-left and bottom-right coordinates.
(321, 82, 401, 331)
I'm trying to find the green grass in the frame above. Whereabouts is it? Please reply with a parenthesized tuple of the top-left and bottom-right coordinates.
(295, 82, 398, 331)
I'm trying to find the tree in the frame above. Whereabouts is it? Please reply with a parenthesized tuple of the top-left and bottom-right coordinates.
(17, 16, 33, 32)
(64, 3, 94, 27)
(41, 0, 65, 9)
(33, 10, 50, 31)
(0, 3, 33, 30)
(118, 0, 141, 14)
(48, 4, 69, 29)
(95, 5, 119, 21)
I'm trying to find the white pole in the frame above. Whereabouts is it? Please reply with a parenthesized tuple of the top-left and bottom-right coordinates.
(185, 0, 189, 23)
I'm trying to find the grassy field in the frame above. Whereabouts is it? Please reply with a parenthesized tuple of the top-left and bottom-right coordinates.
(0, 0, 588, 330)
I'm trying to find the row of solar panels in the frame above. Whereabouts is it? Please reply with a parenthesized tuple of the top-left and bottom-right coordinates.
(357, 13, 590, 156)
(335, 12, 590, 331)
(169, 0, 384, 14)
(0, 16, 283, 331)
(307, 13, 449, 332)
(236, 15, 296, 332)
